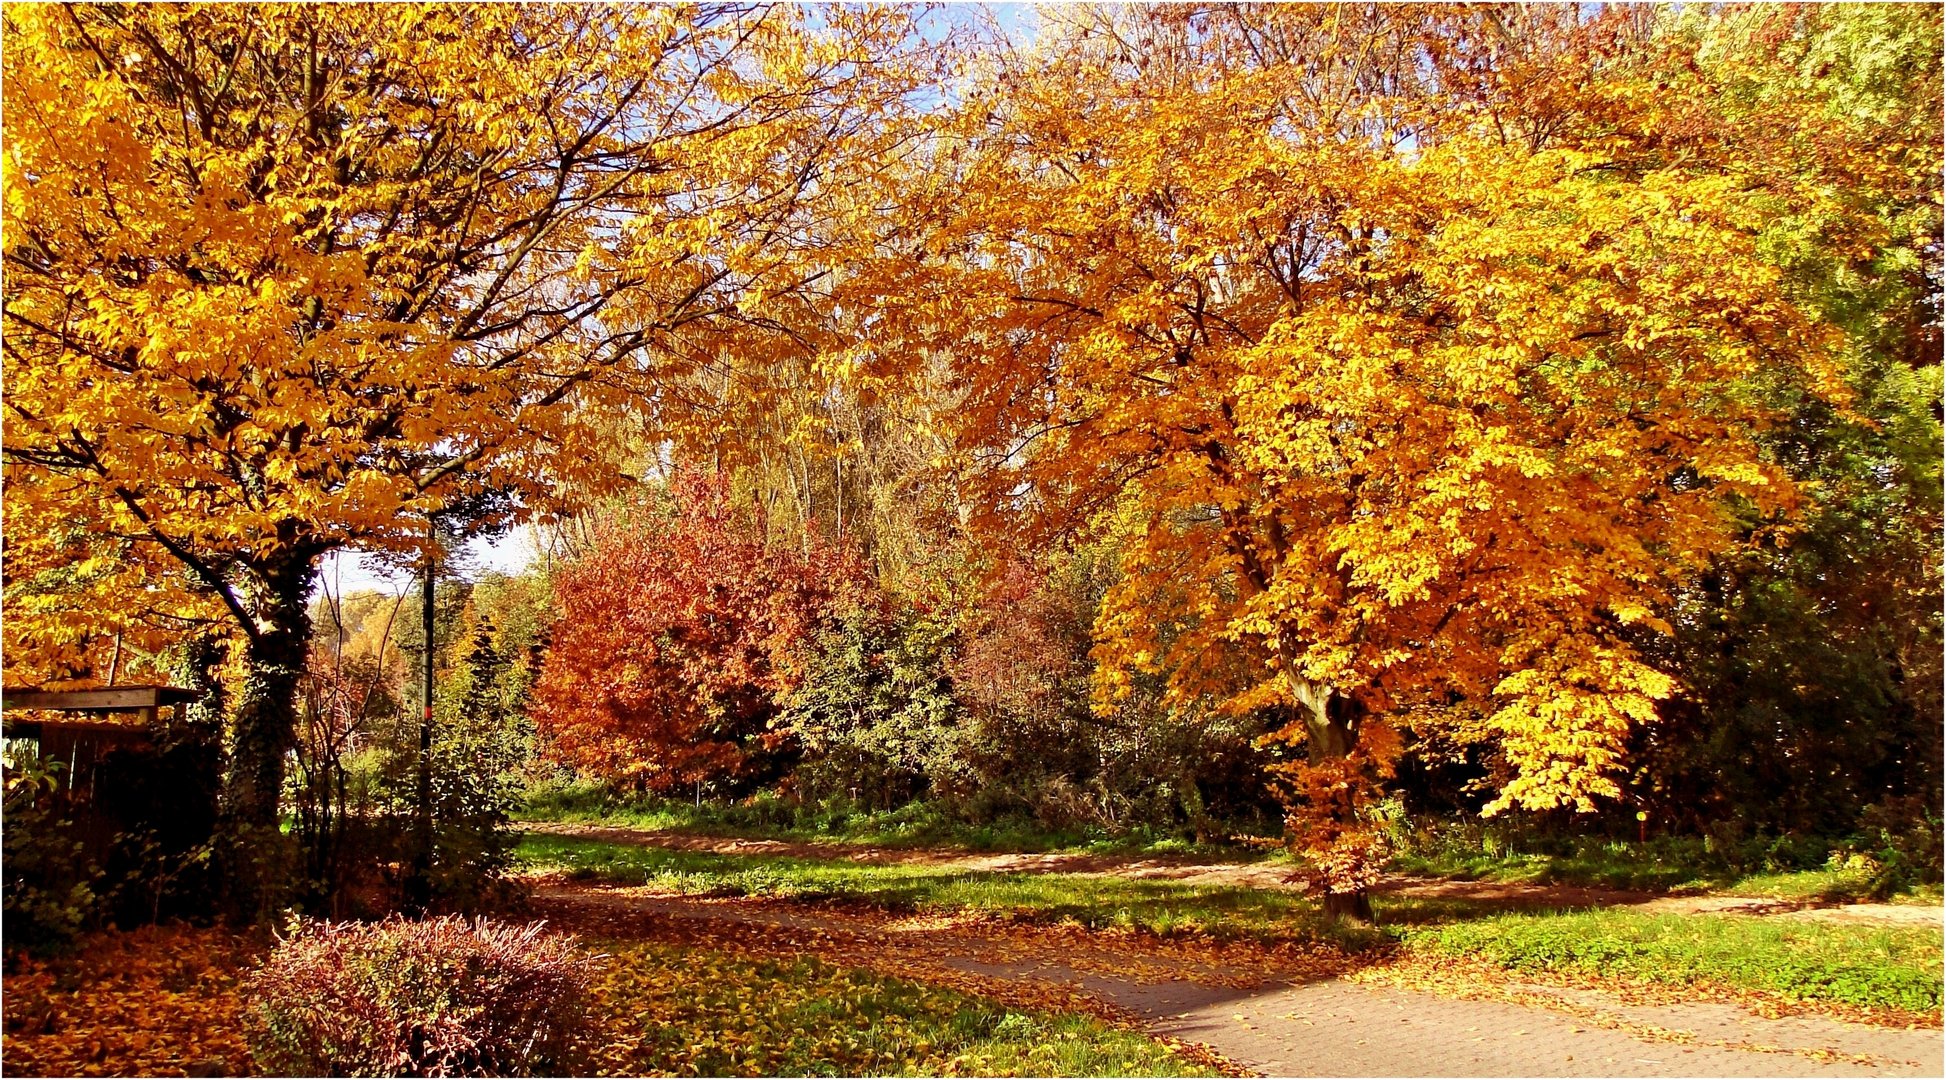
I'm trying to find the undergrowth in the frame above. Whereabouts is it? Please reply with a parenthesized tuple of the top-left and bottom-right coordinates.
(518, 780, 1271, 858)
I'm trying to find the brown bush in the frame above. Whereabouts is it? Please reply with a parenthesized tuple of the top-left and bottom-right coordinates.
(244, 914, 595, 1077)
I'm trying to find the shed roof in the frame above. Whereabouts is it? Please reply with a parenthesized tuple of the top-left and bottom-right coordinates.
(1, 685, 201, 713)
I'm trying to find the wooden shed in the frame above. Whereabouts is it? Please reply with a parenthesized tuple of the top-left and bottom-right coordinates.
(3, 686, 201, 800)
(3, 684, 218, 881)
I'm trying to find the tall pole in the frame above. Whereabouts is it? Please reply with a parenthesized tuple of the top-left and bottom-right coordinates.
(410, 520, 436, 910)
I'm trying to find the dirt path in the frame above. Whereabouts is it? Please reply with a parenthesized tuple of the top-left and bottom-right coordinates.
(527, 820, 1305, 887)
(523, 821, 1944, 928)
(530, 879, 1944, 1078)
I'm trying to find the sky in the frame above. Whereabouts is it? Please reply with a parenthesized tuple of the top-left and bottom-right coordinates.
(315, 529, 539, 600)
(915, 2, 1045, 60)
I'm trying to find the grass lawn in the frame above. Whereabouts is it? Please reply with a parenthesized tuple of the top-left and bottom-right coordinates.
(585, 940, 1217, 1077)
(517, 832, 1359, 945)
(1401, 908, 1944, 1014)
(519, 832, 1945, 1016)
(522, 784, 1944, 907)
(1390, 838, 1944, 903)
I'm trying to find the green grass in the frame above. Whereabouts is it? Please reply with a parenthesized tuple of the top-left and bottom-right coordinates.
(1390, 832, 1941, 902)
(1389, 847, 1729, 892)
(1404, 908, 1944, 1014)
(527, 782, 1943, 907)
(519, 779, 1272, 858)
(517, 832, 1363, 946)
(1728, 870, 1945, 905)
(525, 832, 1945, 1015)
(585, 939, 1216, 1076)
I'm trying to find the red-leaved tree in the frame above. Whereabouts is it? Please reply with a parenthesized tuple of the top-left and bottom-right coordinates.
(531, 474, 861, 793)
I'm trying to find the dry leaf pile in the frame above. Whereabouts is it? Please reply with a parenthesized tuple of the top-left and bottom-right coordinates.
(3, 926, 262, 1077)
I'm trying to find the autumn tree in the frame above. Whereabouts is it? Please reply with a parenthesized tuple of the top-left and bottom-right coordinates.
(2, 3, 920, 913)
(871, 5, 1852, 912)
(531, 473, 863, 793)
(1, 494, 226, 688)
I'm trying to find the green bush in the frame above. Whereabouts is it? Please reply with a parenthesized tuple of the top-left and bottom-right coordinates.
(290, 617, 527, 917)
(1856, 796, 1945, 897)
(1388, 816, 1945, 897)
(245, 914, 594, 1076)
(2, 749, 101, 952)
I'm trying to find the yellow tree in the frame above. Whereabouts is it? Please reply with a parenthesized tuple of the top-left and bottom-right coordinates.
(3, 493, 227, 687)
(2, 2, 919, 908)
(887, 5, 1846, 912)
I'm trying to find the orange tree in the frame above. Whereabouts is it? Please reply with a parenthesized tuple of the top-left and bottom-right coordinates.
(530, 473, 864, 794)
(875, 6, 1852, 911)
(1, 3, 919, 913)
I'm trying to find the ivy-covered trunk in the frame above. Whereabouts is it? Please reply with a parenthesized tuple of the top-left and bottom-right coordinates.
(216, 557, 316, 922)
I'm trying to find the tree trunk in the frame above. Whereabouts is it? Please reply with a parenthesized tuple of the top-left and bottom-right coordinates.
(166, 631, 230, 749)
(1322, 889, 1375, 921)
(1305, 698, 1359, 764)
(1288, 673, 1372, 919)
(217, 558, 316, 922)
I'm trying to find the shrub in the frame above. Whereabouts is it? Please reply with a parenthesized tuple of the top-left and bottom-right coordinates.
(531, 473, 866, 795)
(2, 748, 101, 952)
(1858, 796, 1945, 897)
(245, 914, 595, 1076)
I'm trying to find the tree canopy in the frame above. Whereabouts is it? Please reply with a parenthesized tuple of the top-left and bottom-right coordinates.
(3, 2, 1937, 912)
(3, 0, 916, 839)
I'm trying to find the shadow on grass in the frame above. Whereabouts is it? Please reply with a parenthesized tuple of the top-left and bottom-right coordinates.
(519, 833, 1382, 950)
(520, 831, 1945, 1015)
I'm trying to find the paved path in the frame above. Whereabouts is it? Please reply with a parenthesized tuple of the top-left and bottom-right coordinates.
(525, 821, 1946, 929)
(531, 880, 1945, 1078)
(1092, 976, 1940, 1077)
